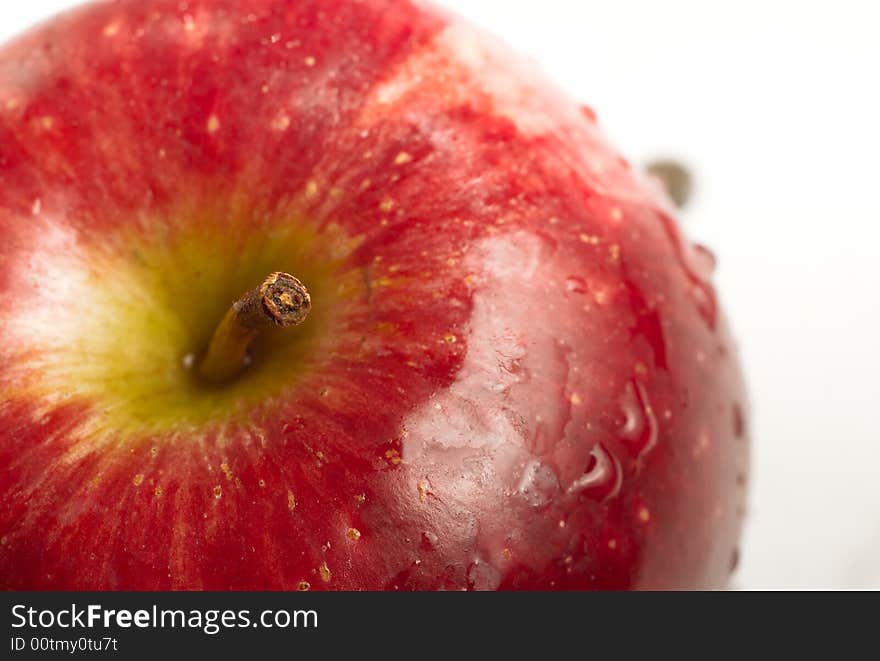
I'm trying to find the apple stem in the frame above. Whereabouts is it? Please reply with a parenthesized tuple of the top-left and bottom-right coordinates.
(198, 272, 311, 383)
(646, 159, 693, 209)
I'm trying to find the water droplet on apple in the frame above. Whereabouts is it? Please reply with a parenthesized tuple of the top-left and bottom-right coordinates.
(733, 403, 746, 439)
(618, 380, 659, 460)
(564, 275, 588, 294)
(566, 443, 623, 501)
(421, 531, 438, 550)
(579, 104, 597, 123)
(656, 212, 718, 328)
(729, 547, 740, 573)
(466, 560, 501, 591)
(691, 243, 717, 276)
(516, 459, 560, 508)
(689, 281, 717, 328)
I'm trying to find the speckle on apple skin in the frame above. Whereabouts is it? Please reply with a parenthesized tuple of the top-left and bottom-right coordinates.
(0, 0, 748, 590)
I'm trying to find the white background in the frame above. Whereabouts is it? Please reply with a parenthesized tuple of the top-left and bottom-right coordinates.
(2, 0, 878, 589)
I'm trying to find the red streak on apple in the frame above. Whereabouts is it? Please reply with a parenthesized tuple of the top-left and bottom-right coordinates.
(0, 0, 748, 589)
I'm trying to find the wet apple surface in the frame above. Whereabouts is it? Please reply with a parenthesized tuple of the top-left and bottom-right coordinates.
(0, 0, 748, 589)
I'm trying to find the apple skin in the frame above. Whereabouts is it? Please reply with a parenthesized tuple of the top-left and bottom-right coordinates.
(0, 0, 748, 590)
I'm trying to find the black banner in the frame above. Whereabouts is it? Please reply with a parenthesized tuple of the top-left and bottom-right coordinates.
(2, 591, 876, 657)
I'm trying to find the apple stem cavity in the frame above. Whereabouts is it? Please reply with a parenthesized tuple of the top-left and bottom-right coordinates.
(198, 272, 311, 383)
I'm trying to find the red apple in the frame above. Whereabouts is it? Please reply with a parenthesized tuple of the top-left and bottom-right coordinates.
(0, 0, 748, 590)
